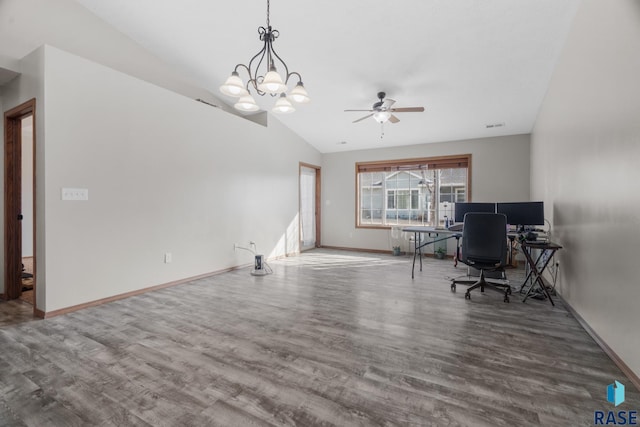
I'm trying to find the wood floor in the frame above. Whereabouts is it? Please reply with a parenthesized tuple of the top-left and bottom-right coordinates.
(0, 249, 638, 426)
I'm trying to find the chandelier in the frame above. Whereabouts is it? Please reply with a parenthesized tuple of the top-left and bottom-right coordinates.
(219, 0, 310, 114)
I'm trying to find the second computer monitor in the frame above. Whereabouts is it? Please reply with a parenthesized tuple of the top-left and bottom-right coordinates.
(496, 201, 545, 226)
(454, 202, 496, 223)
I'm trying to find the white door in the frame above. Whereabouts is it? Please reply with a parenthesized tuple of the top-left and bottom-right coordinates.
(300, 165, 317, 251)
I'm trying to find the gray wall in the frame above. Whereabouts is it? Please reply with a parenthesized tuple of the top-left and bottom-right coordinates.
(531, 0, 640, 377)
(2, 46, 321, 312)
(322, 134, 531, 252)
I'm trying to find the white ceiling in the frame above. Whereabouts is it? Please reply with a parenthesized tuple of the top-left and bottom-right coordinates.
(19, 1, 581, 153)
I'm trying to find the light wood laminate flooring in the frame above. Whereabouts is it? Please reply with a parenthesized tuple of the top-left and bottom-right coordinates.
(0, 249, 638, 426)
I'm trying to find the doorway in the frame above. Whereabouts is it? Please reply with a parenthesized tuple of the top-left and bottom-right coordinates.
(299, 163, 321, 251)
(3, 98, 36, 309)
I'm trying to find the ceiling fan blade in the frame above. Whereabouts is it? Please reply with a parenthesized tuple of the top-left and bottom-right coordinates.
(382, 98, 396, 109)
(353, 113, 374, 123)
(390, 107, 425, 113)
(388, 114, 400, 123)
(344, 109, 374, 112)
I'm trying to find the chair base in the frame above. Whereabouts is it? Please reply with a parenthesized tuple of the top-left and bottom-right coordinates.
(451, 269, 511, 302)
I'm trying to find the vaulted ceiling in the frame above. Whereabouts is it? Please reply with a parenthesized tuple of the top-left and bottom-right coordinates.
(4, 0, 580, 153)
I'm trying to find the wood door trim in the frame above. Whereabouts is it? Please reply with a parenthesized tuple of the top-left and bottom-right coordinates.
(4, 98, 36, 311)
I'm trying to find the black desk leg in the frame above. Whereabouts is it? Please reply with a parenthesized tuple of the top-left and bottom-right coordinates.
(411, 231, 417, 279)
(508, 236, 515, 266)
(522, 248, 556, 306)
(534, 254, 555, 306)
(519, 250, 545, 293)
(418, 234, 423, 272)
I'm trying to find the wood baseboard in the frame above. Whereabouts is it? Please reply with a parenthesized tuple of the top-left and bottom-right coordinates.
(558, 293, 640, 391)
(40, 265, 247, 318)
(28, 252, 298, 319)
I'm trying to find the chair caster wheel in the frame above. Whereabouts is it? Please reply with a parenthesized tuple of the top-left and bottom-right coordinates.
(451, 283, 456, 292)
(465, 292, 471, 300)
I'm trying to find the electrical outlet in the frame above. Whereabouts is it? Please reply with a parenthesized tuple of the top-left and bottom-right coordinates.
(164, 253, 172, 263)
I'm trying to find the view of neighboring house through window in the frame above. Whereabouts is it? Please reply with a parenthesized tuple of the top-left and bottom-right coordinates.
(356, 155, 471, 227)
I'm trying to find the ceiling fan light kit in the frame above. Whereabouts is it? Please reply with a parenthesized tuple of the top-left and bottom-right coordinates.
(345, 91, 424, 124)
(219, 0, 309, 114)
(373, 110, 391, 123)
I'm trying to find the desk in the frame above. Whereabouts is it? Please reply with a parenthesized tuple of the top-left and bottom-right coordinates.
(402, 226, 462, 279)
(520, 240, 562, 306)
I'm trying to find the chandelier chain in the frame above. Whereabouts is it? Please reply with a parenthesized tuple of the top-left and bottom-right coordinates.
(266, 0, 270, 28)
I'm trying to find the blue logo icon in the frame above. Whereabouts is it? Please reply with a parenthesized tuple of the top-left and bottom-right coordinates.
(607, 381, 625, 407)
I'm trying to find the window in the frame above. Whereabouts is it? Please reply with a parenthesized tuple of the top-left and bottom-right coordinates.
(387, 190, 396, 209)
(386, 189, 419, 210)
(356, 154, 471, 228)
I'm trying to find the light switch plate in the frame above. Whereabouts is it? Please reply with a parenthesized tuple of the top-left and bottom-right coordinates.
(61, 188, 89, 201)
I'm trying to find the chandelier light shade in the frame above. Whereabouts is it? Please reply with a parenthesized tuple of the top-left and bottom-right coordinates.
(234, 95, 260, 112)
(219, 0, 309, 113)
(289, 82, 310, 104)
(257, 66, 288, 94)
(272, 93, 295, 114)
(220, 72, 249, 97)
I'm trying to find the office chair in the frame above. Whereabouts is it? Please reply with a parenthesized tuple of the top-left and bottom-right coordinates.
(450, 212, 511, 302)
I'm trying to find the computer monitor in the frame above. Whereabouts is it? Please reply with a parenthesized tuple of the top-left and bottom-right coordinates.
(496, 201, 545, 227)
(454, 202, 496, 223)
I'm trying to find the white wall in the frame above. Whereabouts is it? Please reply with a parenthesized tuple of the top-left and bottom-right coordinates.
(531, 0, 640, 377)
(322, 134, 530, 252)
(4, 45, 320, 312)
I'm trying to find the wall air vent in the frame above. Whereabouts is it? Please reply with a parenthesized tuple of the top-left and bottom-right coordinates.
(196, 98, 222, 109)
(486, 122, 506, 129)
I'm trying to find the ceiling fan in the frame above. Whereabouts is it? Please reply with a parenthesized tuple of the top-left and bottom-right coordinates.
(345, 92, 425, 124)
